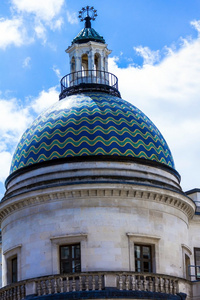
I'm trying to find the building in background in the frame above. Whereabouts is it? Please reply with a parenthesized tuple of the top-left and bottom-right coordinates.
(0, 6, 200, 300)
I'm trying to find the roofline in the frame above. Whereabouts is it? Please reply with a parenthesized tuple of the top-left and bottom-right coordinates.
(5, 155, 181, 189)
(185, 188, 200, 195)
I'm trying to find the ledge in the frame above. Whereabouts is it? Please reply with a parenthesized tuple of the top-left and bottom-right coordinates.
(126, 233, 161, 240)
(50, 234, 87, 241)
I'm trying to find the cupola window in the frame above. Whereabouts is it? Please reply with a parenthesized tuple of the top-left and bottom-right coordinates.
(81, 54, 88, 76)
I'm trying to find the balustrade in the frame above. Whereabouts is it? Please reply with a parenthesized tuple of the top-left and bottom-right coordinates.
(0, 272, 185, 299)
(59, 70, 120, 99)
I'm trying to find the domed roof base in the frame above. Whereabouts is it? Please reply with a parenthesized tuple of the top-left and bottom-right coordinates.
(24, 289, 186, 300)
(4, 155, 181, 201)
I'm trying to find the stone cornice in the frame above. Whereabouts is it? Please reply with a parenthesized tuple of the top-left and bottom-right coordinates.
(0, 184, 195, 224)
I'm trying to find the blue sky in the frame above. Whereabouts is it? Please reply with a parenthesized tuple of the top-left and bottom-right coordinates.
(0, 0, 200, 197)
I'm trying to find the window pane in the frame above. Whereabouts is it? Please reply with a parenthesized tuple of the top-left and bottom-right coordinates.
(143, 246, 151, 259)
(135, 246, 141, 258)
(75, 245, 80, 259)
(12, 257, 17, 283)
(194, 248, 200, 279)
(144, 261, 151, 272)
(61, 261, 71, 273)
(75, 260, 81, 272)
(61, 246, 70, 259)
(135, 260, 141, 272)
(195, 249, 200, 265)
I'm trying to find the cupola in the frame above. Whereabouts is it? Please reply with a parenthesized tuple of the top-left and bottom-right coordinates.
(60, 6, 120, 99)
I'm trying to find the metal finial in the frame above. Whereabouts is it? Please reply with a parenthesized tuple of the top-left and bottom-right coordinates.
(78, 6, 98, 28)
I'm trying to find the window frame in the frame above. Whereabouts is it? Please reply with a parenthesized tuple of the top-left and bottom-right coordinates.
(3, 244, 21, 285)
(50, 233, 87, 275)
(134, 244, 152, 273)
(126, 233, 160, 273)
(194, 247, 200, 280)
(60, 243, 81, 274)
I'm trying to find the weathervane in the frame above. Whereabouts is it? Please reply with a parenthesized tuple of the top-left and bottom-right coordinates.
(78, 6, 98, 28)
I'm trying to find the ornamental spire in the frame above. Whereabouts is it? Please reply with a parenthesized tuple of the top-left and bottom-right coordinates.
(78, 6, 98, 28)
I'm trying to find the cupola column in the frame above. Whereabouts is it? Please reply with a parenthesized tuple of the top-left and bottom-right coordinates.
(76, 55, 82, 73)
(100, 53, 104, 72)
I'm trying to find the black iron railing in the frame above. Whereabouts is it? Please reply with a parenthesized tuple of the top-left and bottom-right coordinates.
(59, 70, 120, 99)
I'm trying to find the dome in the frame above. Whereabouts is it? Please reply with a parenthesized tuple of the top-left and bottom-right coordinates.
(10, 92, 175, 175)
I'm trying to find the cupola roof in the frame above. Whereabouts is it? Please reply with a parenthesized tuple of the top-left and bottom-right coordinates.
(72, 6, 105, 44)
(72, 27, 105, 45)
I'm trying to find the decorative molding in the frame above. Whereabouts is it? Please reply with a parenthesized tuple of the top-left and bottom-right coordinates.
(0, 186, 195, 224)
(50, 233, 87, 241)
(181, 244, 192, 256)
(126, 233, 161, 240)
(3, 244, 22, 256)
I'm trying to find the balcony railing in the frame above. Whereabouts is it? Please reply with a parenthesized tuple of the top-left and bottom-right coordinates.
(59, 70, 121, 99)
(0, 271, 188, 299)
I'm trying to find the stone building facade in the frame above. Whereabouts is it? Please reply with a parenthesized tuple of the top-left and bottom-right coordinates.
(0, 6, 200, 300)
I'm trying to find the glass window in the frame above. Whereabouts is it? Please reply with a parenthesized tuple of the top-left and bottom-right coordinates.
(194, 248, 200, 279)
(134, 244, 152, 273)
(60, 244, 81, 274)
(11, 257, 17, 283)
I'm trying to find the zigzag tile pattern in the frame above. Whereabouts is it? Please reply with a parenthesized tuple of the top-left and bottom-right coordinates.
(10, 92, 175, 173)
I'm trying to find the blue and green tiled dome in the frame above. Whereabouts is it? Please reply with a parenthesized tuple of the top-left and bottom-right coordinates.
(10, 92, 175, 174)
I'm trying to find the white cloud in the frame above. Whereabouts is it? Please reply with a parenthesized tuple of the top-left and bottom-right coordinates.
(0, 86, 59, 188)
(0, 152, 12, 182)
(134, 46, 160, 65)
(191, 20, 200, 35)
(109, 24, 200, 191)
(34, 22, 47, 42)
(66, 10, 78, 25)
(31, 86, 59, 114)
(0, 0, 64, 50)
(0, 97, 33, 184)
(12, 0, 64, 22)
(50, 18, 64, 31)
(0, 99, 31, 137)
(52, 65, 61, 79)
(0, 17, 31, 49)
(23, 56, 31, 68)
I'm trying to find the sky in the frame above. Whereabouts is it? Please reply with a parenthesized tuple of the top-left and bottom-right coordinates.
(0, 0, 200, 198)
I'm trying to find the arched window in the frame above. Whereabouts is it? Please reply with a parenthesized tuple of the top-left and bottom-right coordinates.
(94, 53, 101, 72)
(81, 54, 88, 76)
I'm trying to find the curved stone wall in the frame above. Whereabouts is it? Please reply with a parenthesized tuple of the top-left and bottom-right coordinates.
(0, 180, 195, 285)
